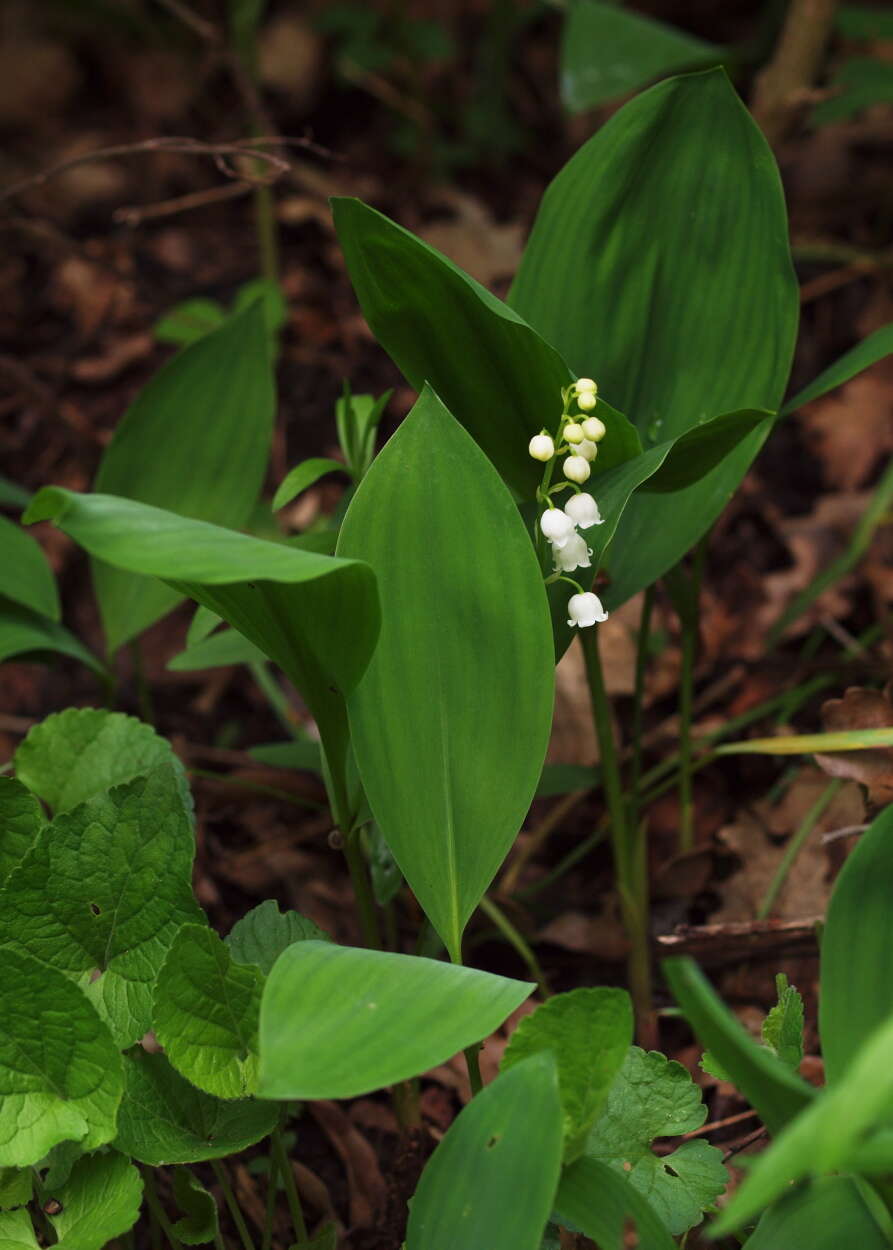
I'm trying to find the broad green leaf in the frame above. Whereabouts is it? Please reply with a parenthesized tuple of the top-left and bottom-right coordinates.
(560, 1, 722, 112)
(585, 1047, 726, 1235)
(663, 958, 813, 1136)
(337, 389, 554, 957)
(500, 987, 632, 1161)
(187, 604, 222, 647)
(0, 778, 42, 884)
(92, 300, 275, 651)
(24, 488, 379, 827)
(155, 298, 225, 345)
(510, 70, 798, 606)
(0, 766, 201, 1047)
(0, 596, 105, 676)
(406, 1054, 562, 1250)
(0, 1171, 30, 1211)
(782, 324, 893, 414)
(0, 516, 59, 620)
(226, 900, 330, 974)
(714, 1011, 893, 1233)
(14, 707, 188, 814)
(167, 628, 265, 671)
(820, 804, 893, 1085)
(170, 1170, 219, 1245)
(114, 1050, 277, 1165)
(45, 1152, 142, 1250)
(258, 941, 533, 1099)
(742, 1176, 892, 1250)
(41, 1142, 86, 1189)
(0, 1209, 37, 1250)
(272, 458, 348, 511)
(0, 950, 122, 1167)
(154, 924, 263, 1099)
(555, 1156, 676, 1250)
(762, 974, 804, 1071)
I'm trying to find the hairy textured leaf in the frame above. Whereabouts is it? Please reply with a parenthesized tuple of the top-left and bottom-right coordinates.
(259, 941, 532, 1099)
(0, 766, 200, 1047)
(45, 1152, 142, 1250)
(92, 301, 275, 650)
(14, 708, 187, 814)
(0, 516, 59, 620)
(406, 1054, 562, 1250)
(115, 1050, 277, 1164)
(226, 900, 329, 975)
(501, 987, 632, 1161)
(0, 597, 105, 676)
(742, 1176, 892, 1250)
(585, 1047, 726, 1235)
(337, 388, 553, 957)
(154, 924, 263, 1099)
(0, 778, 42, 884)
(762, 974, 804, 1071)
(555, 1156, 676, 1250)
(0, 950, 121, 1167)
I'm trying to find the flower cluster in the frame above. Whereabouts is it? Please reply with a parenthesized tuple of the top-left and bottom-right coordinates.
(528, 378, 610, 629)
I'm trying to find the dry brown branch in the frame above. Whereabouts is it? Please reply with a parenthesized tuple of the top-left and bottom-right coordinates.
(751, 0, 839, 146)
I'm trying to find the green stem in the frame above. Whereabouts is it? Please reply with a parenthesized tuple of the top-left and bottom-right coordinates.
(141, 1168, 183, 1250)
(758, 779, 843, 920)
(254, 184, 279, 286)
(343, 828, 382, 949)
(250, 661, 295, 737)
(679, 539, 707, 854)
(628, 584, 655, 835)
(449, 946, 484, 1094)
(210, 1160, 256, 1250)
(479, 895, 551, 995)
(260, 1146, 278, 1250)
(271, 1119, 307, 1242)
(130, 639, 154, 726)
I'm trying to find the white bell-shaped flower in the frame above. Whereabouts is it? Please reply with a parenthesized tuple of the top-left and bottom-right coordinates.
(567, 591, 608, 628)
(553, 532, 592, 573)
(577, 391, 598, 412)
(540, 508, 575, 549)
(573, 378, 597, 395)
(563, 455, 591, 484)
(581, 416, 607, 442)
(564, 422, 584, 444)
(577, 439, 598, 462)
(564, 492, 604, 529)
(529, 433, 555, 462)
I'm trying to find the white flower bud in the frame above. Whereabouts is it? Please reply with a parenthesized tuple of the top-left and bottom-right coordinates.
(567, 591, 608, 628)
(552, 532, 592, 573)
(528, 433, 555, 462)
(540, 508, 576, 549)
(563, 455, 591, 484)
(564, 492, 604, 529)
(574, 378, 598, 394)
(577, 439, 598, 462)
(581, 416, 606, 442)
(577, 391, 598, 411)
(564, 422, 584, 444)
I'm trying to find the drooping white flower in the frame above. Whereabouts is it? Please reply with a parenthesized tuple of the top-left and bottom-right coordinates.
(574, 378, 598, 395)
(552, 532, 592, 573)
(577, 439, 598, 462)
(564, 493, 604, 529)
(581, 416, 607, 442)
(540, 508, 576, 549)
(567, 591, 608, 628)
(577, 391, 598, 412)
(529, 433, 555, 462)
(564, 422, 584, 445)
(563, 455, 591, 484)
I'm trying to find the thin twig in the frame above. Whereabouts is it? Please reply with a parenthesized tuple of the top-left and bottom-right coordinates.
(751, 0, 839, 146)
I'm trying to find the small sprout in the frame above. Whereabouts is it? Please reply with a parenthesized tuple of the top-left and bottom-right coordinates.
(553, 532, 592, 573)
(564, 422, 584, 444)
(576, 439, 598, 463)
(540, 508, 576, 549)
(581, 416, 606, 442)
(528, 433, 555, 462)
(563, 455, 591, 484)
(567, 591, 609, 628)
(564, 492, 604, 529)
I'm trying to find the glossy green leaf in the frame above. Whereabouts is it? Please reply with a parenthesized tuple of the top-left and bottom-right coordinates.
(92, 300, 275, 651)
(0, 950, 122, 1167)
(115, 1051, 277, 1165)
(663, 958, 813, 1136)
(167, 628, 265, 671)
(226, 900, 330, 974)
(782, 323, 893, 414)
(585, 1047, 726, 1235)
(406, 1054, 562, 1250)
(716, 725, 893, 755)
(0, 778, 42, 884)
(272, 458, 347, 511)
(0, 517, 59, 620)
(337, 388, 554, 957)
(500, 988, 632, 1161)
(155, 298, 225, 345)
(555, 1156, 676, 1250)
(742, 1176, 892, 1250)
(186, 604, 222, 647)
(820, 805, 893, 1084)
(258, 940, 532, 1099)
(154, 924, 263, 1099)
(510, 70, 798, 605)
(170, 1170, 219, 1245)
(0, 766, 201, 1047)
(560, 1, 722, 112)
(45, 1152, 142, 1250)
(248, 740, 322, 773)
(24, 488, 379, 827)
(14, 707, 188, 814)
(0, 596, 105, 676)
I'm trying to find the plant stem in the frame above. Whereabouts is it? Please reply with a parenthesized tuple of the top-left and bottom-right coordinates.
(479, 895, 551, 995)
(254, 184, 279, 285)
(679, 540, 707, 855)
(130, 639, 154, 726)
(271, 1119, 308, 1242)
(463, 1043, 484, 1095)
(758, 779, 843, 919)
(343, 829, 382, 949)
(628, 584, 655, 835)
(580, 627, 655, 1048)
(141, 1168, 183, 1250)
(260, 1145, 278, 1250)
(210, 1161, 256, 1250)
(250, 661, 295, 737)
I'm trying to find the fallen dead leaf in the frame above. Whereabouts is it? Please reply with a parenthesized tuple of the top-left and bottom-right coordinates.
(799, 369, 893, 490)
(418, 190, 523, 289)
(816, 684, 893, 804)
(309, 1101, 386, 1230)
(70, 333, 154, 383)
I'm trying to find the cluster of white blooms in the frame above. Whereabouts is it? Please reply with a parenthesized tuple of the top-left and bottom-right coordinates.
(527, 377, 610, 629)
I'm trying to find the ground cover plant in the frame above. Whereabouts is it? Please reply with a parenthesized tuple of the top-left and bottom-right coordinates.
(3, 2, 893, 1247)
